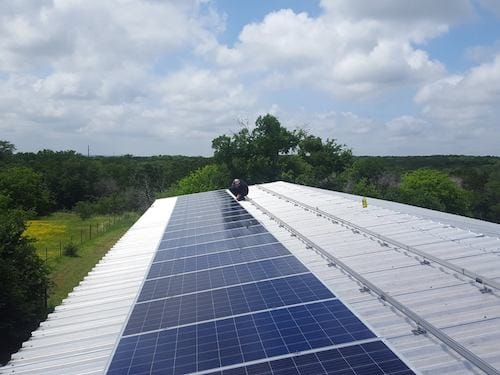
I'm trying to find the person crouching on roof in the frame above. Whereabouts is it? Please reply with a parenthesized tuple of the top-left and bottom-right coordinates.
(230, 179, 248, 201)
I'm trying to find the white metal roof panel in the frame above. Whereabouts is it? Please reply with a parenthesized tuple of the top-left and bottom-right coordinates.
(241, 181, 500, 375)
(1, 198, 176, 375)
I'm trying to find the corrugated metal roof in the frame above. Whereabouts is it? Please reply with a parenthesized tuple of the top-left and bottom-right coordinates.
(242, 181, 500, 374)
(1, 198, 176, 375)
(2, 181, 499, 374)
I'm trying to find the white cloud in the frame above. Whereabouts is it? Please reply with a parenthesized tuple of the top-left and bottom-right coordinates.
(385, 116, 430, 137)
(415, 53, 500, 131)
(215, 3, 456, 98)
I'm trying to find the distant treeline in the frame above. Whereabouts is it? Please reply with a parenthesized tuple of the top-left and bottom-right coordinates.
(339, 155, 500, 223)
(161, 116, 500, 224)
(0, 141, 210, 218)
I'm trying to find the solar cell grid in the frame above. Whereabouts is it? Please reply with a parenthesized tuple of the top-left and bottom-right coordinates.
(155, 233, 279, 262)
(161, 225, 267, 249)
(138, 256, 308, 302)
(170, 198, 241, 214)
(166, 208, 249, 227)
(107, 300, 378, 375)
(161, 218, 260, 241)
(124, 274, 335, 335)
(205, 341, 414, 375)
(166, 213, 253, 232)
(170, 203, 243, 218)
(148, 243, 290, 278)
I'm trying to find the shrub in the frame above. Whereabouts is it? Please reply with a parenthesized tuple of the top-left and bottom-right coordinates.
(63, 242, 79, 257)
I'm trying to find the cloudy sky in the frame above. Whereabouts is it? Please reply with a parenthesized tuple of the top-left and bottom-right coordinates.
(1, 0, 499, 156)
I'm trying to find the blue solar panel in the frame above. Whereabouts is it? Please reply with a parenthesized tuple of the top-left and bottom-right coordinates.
(108, 300, 377, 375)
(161, 218, 260, 241)
(106, 191, 415, 375)
(205, 342, 414, 375)
(124, 274, 335, 335)
(138, 256, 308, 302)
(167, 208, 249, 225)
(166, 213, 254, 232)
(161, 224, 267, 249)
(154, 233, 279, 262)
(169, 202, 245, 219)
(148, 243, 290, 279)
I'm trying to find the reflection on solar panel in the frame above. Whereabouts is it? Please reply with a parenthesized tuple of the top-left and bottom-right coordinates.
(106, 190, 415, 375)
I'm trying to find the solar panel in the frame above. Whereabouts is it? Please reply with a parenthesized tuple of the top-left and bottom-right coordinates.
(154, 233, 279, 262)
(138, 256, 309, 302)
(148, 243, 290, 279)
(162, 218, 260, 241)
(106, 190, 415, 375)
(108, 300, 378, 375)
(166, 213, 254, 232)
(124, 274, 334, 336)
(161, 224, 267, 249)
(205, 341, 414, 375)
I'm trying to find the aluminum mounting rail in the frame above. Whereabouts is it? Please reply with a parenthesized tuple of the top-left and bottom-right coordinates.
(246, 195, 500, 375)
(257, 185, 500, 294)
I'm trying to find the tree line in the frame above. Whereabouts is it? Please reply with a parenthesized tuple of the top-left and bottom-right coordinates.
(168, 114, 500, 223)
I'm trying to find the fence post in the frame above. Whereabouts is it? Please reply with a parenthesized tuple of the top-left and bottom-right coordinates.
(46, 247, 48, 261)
(89, 224, 92, 240)
(81, 229, 83, 244)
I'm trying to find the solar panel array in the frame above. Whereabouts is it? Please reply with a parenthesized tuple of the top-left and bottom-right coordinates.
(107, 191, 415, 375)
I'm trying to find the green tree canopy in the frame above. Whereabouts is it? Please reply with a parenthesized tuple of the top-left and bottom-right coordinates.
(0, 167, 51, 216)
(0, 140, 15, 160)
(0, 202, 49, 364)
(212, 114, 351, 185)
(398, 169, 471, 215)
(160, 164, 229, 197)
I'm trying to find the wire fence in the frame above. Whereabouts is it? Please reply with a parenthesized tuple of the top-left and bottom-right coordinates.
(41, 214, 133, 261)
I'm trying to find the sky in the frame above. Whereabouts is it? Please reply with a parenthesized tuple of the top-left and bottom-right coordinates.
(0, 0, 499, 156)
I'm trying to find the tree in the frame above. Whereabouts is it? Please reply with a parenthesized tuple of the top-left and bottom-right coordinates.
(296, 132, 352, 188)
(398, 169, 471, 215)
(0, 201, 49, 364)
(483, 168, 500, 222)
(213, 114, 300, 183)
(161, 164, 230, 197)
(0, 167, 51, 216)
(0, 140, 15, 160)
(212, 114, 352, 185)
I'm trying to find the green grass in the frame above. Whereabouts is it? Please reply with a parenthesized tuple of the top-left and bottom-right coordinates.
(24, 212, 139, 309)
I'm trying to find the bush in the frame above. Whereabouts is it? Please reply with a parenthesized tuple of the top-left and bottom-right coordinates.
(63, 242, 79, 257)
(159, 164, 230, 197)
(73, 201, 93, 220)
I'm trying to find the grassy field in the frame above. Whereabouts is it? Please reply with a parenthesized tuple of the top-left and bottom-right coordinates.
(24, 212, 139, 309)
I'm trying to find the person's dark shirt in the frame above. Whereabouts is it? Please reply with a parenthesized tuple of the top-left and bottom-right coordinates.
(230, 179, 248, 198)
